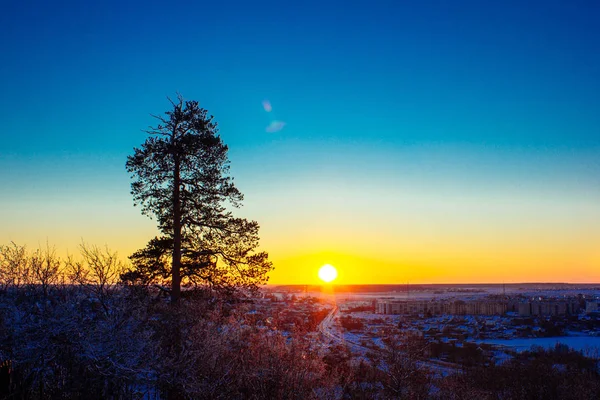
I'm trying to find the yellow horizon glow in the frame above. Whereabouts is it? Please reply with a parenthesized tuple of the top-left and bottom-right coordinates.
(3, 146, 600, 286)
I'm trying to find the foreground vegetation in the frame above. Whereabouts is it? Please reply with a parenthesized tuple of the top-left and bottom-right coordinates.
(1, 243, 599, 399)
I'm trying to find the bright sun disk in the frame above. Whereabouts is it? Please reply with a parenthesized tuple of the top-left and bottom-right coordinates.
(318, 264, 338, 283)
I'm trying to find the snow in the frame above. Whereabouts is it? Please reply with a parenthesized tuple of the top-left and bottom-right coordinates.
(491, 350, 512, 365)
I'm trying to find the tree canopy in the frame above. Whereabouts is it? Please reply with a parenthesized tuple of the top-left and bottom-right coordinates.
(124, 95, 272, 301)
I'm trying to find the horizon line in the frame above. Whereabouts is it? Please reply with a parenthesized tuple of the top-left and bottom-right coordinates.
(266, 282, 600, 286)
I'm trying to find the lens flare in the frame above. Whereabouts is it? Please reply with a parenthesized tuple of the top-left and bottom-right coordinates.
(265, 120, 285, 133)
(262, 100, 272, 112)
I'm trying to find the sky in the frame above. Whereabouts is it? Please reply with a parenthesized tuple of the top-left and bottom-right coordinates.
(1, 0, 600, 284)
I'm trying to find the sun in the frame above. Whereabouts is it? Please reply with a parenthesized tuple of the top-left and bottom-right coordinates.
(318, 264, 338, 283)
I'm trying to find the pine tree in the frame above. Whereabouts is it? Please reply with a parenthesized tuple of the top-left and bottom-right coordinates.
(125, 95, 272, 302)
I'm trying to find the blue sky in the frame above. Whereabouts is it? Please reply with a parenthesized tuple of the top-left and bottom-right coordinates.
(1, 0, 600, 283)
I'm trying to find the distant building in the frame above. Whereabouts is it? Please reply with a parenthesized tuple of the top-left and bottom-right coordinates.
(377, 297, 583, 317)
(517, 300, 579, 317)
(586, 301, 599, 314)
(376, 299, 506, 316)
(518, 303, 531, 316)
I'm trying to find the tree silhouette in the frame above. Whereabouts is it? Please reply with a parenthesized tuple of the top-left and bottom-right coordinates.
(125, 95, 272, 302)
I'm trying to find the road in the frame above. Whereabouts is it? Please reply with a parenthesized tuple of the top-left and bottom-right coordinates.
(318, 305, 365, 353)
(317, 306, 459, 375)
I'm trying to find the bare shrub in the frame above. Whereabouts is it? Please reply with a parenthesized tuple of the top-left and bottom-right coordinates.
(0, 242, 30, 290)
(29, 243, 62, 297)
(66, 243, 126, 314)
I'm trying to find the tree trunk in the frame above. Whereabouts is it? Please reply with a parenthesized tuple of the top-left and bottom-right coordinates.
(171, 156, 182, 304)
